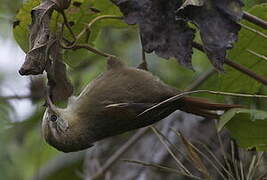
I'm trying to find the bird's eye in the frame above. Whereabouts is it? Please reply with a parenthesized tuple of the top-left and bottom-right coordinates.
(50, 114, 58, 122)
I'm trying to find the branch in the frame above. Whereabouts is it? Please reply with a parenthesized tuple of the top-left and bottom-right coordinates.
(247, 49, 267, 62)
(75, 15, 122, 43)
(61, 43, 115, 58)
(61, 10, 76, 42)
(243, 12, 267, 30)
(239, 22, 267, 39)
(192, 42, 267, 85)
(186, 69, 216, 91)
(0, 95, 32, 100)
(122, 159, 202, 180)
(88, 128, 150, 180)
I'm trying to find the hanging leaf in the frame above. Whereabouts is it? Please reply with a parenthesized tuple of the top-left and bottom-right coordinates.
(176, 0, 243, 71)
(18, 0, 56, 75)
(200, 4, 267, 94)
(46, 41, 74, 102)
(114, 0, 195, 69)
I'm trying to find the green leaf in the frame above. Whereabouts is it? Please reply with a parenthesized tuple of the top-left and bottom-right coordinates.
(13, 0, 40, 52)
(221, 4, 267, 93)
(200, 4, 267, 94)
(218, 108, 267, 151)
(13, 0, 127, 66)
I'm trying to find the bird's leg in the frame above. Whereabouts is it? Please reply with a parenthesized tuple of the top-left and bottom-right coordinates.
(137, 48, 148, 70)
(137, 34, 148, 71)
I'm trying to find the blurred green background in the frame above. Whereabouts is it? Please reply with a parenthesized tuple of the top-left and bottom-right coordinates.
(1, 0, 267, 180)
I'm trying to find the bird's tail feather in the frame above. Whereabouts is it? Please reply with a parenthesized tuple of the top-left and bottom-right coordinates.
(180, 96, 242, 119)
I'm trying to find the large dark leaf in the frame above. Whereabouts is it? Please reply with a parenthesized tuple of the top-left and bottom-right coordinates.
(200, 4, 267, 94)
(114, 0, 195, 69)
(176, 0, 244, 71)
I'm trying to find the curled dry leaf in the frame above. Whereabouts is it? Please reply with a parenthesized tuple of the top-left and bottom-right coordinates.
(19, 1, 55, 75)
(176, 0, 243, 71)
(29, 76, 46, 102)
(46, 40, 74, 102)
(51, 0, 71, 11)
(19, 0, 73, 101)
(114, 0, 195, 69)
(18, 0, 71, 76)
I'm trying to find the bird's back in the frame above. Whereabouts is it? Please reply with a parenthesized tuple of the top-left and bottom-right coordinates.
(79, 66, 178, 106)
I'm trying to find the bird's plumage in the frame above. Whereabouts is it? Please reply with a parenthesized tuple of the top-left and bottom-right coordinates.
(42, 57, 240, 152)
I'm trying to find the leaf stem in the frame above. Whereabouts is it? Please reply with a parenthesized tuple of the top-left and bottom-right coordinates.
(61, 10, 76, 42)
(0, 95, 32, 100)
(60, 15, 122, 58)
(239, 23, 267, 39)
(243, 12, 267, 30)
(76, 15, 122, 46)
(192, 42, 267, 85)
(61, 43, 115, 58)
(247, 49, 267, 62)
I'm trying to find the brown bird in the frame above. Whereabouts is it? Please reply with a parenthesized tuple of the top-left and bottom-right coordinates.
(42, 57, 240, 152)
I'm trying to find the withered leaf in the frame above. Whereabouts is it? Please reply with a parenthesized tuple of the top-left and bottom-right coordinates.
(19, 0, 71, 76)
(176, 0, 243, 71)
(19, 1, 56, 75)
(114, 0, 243, 71)
(114, 0, 195, 69)
(50, 0, 71, 11)
(46, 40, 73, 102)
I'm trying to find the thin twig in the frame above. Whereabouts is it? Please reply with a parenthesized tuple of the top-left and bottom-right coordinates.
(150, 126, 191, 175)
(240, 23, 267, 39)
(186, 69, 216, 91)
(243, 11, 267, 30)
(61, 10, 76, 42)
(77, 15, 122, 43)
(224, 59, 267, 85)
(61, 43, 115, 58)
(139, 33, 148, 70)
(246, 155, 257, 180)
(89, 128, 149, 180)
(87, 15, 122, 31)
(215, 122, 235, 180)
(247, 49, 267, 62)
(122, 159, 203, 180)
(172, 128, 231, 179)
(230, 141, 241, 180)
(192, 42, 267, 85)
(64, 15, 122, 48)
(250, 152, 264, 180)
(0, 95, 32, 100)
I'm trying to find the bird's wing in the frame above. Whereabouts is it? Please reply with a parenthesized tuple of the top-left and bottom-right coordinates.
(103, 102, 179, 126)
(137, 94, 242, 119)
(103, 103, 154, 118)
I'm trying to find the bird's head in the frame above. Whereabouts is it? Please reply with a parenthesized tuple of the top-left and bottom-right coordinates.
(42, 95, 93, 152)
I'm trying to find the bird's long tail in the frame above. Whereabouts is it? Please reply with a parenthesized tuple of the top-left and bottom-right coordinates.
(180, 96, 242, 119)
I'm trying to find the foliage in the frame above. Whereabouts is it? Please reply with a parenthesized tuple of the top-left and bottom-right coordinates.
(0, 0, 266, 179)
(218, 108, 267, 150)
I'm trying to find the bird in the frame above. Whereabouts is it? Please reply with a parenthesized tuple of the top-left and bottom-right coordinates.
(42, 57, 241, 152)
